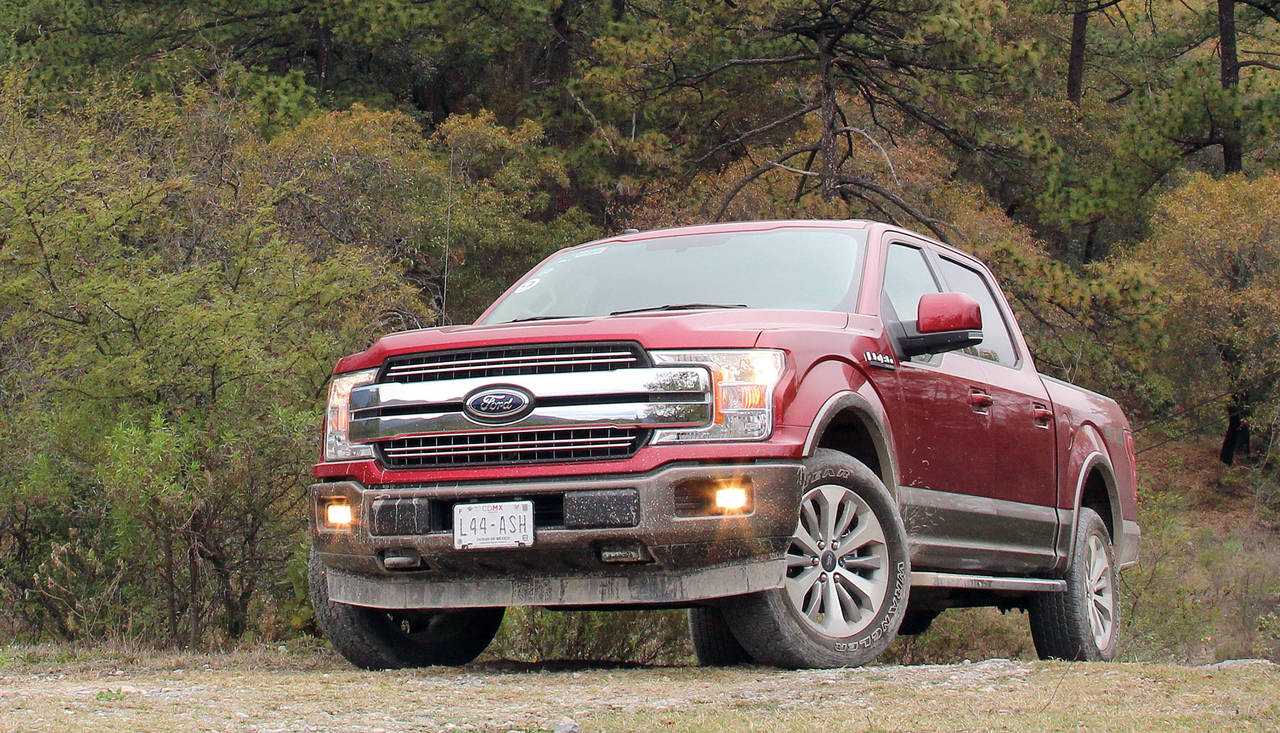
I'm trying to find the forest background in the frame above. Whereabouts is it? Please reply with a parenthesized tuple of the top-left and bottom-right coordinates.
(1, 0, 1278, 664)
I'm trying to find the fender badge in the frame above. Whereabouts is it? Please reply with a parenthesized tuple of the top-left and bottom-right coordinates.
(864, 351, 896, 370)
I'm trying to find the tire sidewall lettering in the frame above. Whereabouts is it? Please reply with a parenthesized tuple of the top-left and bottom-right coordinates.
(832, 560, 907, 652)
(805, 466, 855, 484)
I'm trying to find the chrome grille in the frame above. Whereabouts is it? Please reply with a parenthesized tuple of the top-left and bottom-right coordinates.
(381, 342, 646, 383)
(377, 427, 645, 468)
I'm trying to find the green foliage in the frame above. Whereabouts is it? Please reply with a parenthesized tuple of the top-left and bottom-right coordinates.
(1133, 172, 1280, 459)
(0, 0, 611, 131)
(582, 0, 1043, 221)
(1117, 489, 1212, 660)
(489, 608, 692, 665)
(1121, 485, 1280, 662)
(1026, 3, 1280, 241)
(0, 74, 423, 642)
(883, 608, 1036, 664)
(95, 689, 127, 702)
(0, 67, 593, 644)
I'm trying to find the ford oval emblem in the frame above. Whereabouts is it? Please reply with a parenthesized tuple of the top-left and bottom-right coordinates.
(463, 386, 534, 424)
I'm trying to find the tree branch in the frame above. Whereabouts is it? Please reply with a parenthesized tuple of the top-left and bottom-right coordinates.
(1238, 59, 1280, 71)
(714, 145, 819, 220)
(693, 104, 820, 164)
(838, 175, 954, 243)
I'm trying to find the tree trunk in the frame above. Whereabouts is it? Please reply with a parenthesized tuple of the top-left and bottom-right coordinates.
(311, 23, 335, 94)
(818, 39, 840, 202)
(1218, 0, 1244, 173)
(1082, 220, 1099, 262)
(163, 531, 177, 641)
(187, 547, 201, 647)
(1220, 392, 1252, 465)
(1067, 10, 1088, 104)
(548, 0, 578, 83)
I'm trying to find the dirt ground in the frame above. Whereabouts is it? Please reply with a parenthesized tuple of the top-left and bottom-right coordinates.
(1, 644, 1276, 732)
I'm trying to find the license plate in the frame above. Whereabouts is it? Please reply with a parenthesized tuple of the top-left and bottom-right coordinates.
(453, 501, 534, 550)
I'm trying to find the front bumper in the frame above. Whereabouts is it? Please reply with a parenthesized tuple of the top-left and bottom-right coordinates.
(311, 460, 804, 609)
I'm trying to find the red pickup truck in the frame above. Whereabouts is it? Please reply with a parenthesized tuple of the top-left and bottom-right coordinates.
(309, 220, 1139, 669)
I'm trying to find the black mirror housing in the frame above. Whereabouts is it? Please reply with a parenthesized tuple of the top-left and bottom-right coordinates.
(898, 322, 984, 357)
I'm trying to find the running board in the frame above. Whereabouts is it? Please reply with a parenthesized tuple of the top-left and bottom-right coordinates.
(910, 572, 1066, 593)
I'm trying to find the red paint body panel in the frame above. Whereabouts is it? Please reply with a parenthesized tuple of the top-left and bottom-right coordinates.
(1043, 379, 1137, 521)
(333, 309, 847, 375)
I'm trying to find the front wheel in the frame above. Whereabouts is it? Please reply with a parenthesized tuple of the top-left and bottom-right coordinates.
(309, 549, 504, 669)
(1028, 508, 1120, 661)
(721, 449, 910, 668)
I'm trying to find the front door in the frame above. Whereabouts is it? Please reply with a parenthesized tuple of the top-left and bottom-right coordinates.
(879, 241, 1005, 572)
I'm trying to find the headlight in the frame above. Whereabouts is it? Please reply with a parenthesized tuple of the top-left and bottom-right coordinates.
(650, 350, 786, 443)
(324, 369, 377, 462)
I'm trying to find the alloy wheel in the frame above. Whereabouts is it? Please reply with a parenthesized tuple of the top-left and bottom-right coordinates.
(784, 484, 889, 637)
(1085, 534, 1116, 650)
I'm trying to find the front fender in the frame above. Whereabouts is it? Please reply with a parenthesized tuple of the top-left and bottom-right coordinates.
(777, 358, 897, 494)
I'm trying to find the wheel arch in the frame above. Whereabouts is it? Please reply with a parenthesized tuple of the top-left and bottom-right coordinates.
(1065, 450, 1123, 566)
(802, 391, 898, 498)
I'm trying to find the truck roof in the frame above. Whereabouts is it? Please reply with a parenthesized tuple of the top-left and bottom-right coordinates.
(578, 219, 972, 262)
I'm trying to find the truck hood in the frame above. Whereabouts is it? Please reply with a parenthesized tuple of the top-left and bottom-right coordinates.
(334, 309, 849, 373)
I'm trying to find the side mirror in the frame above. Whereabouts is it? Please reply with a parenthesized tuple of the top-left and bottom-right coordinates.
(918, 292, 981, 333)
(898, 292, 984, 357)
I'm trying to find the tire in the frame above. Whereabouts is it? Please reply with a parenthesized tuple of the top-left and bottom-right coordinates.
(688, 606, 753, 666)
(721, 449, 911, 669)
(1028, 508, 1119, 661)
(309, 549, 504, 669)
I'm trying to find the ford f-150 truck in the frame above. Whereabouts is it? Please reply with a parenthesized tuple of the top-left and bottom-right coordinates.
(309, 220, 1139, 669)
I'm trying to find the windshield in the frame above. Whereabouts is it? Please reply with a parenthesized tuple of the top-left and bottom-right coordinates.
(480, 227, 867, 324)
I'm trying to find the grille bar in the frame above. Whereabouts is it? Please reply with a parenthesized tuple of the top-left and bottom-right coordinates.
(386, 352, 638, 379)
(350, 367, 708, 415)
(383, 434, 637, 457)
(378, 427, 644, 468)
(381, 342, 646, 384)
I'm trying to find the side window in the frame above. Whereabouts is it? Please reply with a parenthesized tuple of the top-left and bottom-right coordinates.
(881, 244, 941, 321)
(937, 258, 1019, 367)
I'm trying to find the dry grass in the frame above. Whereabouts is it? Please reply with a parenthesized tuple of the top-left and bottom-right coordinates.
(1, 644, 1276, 732)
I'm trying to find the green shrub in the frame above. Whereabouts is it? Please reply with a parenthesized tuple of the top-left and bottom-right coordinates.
(488, 608, 692, 666)
(1120, 485, 1280, 663)
(882, 608, 1036, 665)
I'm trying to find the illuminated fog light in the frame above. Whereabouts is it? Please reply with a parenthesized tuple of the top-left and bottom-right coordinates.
(715, 487, 750, 512)
(325, 501, 353, 527)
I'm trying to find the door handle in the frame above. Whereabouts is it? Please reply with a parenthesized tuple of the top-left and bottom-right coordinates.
(967, 389, 993, 411)
(1032, 403, 1053, 427)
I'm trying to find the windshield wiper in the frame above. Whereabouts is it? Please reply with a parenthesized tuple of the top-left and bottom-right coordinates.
(609, 303, 749, 316)
(502, 315, 582, 323)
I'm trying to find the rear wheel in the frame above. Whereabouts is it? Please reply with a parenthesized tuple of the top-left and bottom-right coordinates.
(309, 549, 504, 669)
(721, 449, 910, 668)
(1028, 508, 1119, 661)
